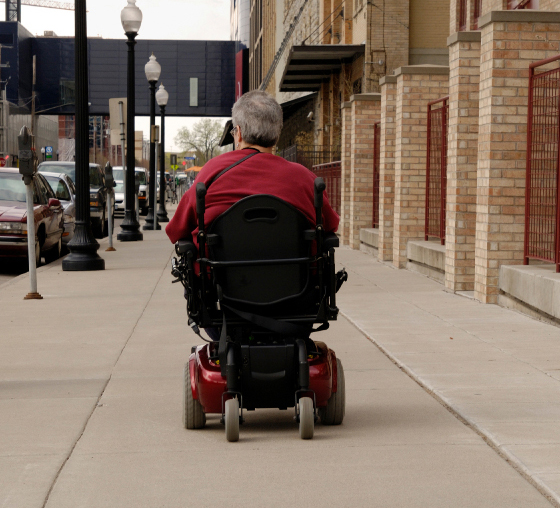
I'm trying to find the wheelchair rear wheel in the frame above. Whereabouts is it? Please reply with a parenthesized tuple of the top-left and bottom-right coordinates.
(299, 397, 314, 439)
(225, 398, 240, 442)
(319, 358, 345, 425)
(183, 362, 206, 429)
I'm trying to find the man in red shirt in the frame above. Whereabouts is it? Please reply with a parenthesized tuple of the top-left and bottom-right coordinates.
(166, 91, 339, 245)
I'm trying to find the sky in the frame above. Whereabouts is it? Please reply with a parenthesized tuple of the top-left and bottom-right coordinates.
(4, 0, 232, 152)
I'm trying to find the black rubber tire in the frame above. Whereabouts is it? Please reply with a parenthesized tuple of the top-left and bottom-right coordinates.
(299, 396, 314, 439)
(225, 398, 239, 442)
(183, 362, 205, 429)
(319, 358, 345, 425)
(44, 237, 61, 264)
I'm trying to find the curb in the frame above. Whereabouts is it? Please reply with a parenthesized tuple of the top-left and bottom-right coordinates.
(340, 309, 560, 508)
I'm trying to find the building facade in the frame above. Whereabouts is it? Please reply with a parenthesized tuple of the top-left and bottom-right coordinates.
(241, 0, 560, 321)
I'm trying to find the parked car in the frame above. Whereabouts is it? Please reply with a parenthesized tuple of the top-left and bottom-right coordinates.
(0, 168, 64, 265)
(112, 166, 149, 215)
(38, 161, 107, 238)
(40, 172, 76, 248)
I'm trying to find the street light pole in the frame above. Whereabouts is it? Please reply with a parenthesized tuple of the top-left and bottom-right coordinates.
(156, 84, 169, 223)
(117, 0, 143, 242)
(143, 53, 161, 231)
(62, 0, 104, 272)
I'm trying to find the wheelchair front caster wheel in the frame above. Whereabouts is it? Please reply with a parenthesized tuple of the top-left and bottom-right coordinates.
(299, 396, 314, 439)
(225, 398, 240, 442)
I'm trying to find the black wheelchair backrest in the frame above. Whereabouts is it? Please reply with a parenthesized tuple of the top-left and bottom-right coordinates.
(207, 195, 312, 305)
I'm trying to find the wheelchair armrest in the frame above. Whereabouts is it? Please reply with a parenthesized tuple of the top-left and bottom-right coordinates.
(324, 233, 339, 250)
(175, 239, 197, 256)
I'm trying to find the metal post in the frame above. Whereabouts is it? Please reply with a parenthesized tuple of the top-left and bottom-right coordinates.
(23, 178, 41, 299)
(119, 100, 126, 211)
(144, 80, 158, 230)
(117, 31, 143, 242)
(156, 105, 169, 222)
(62, 0, 104, 272)
(106, 191, 115, 251)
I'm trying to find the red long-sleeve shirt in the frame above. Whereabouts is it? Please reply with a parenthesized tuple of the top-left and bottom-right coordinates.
(166, 149, 339, 244)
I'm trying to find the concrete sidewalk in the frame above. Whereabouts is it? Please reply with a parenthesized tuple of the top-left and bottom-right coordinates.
(0, 218, 559, 507)
(337, 247, 560, 506)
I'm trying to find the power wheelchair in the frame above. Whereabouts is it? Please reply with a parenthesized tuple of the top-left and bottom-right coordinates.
(171, 177, 347, 441)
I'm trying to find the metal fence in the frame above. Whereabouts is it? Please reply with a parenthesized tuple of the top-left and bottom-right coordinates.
(425, 97, 449, 245)
(524, 54, 560, 271)
(279, 144, 341, 170)
(311, 161, 341, 216)
(372, 122, 381, 228)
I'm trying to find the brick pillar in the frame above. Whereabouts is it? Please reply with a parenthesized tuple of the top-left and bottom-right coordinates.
(339, 101, 352, 245)
(475, 11, 560, 303)
(393, 66, 450, 268)
(445, 32, 481, 292)
(378, 76, 397, 262)
(348, 94, 381, 249)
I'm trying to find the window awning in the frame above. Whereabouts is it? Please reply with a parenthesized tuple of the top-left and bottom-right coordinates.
(279, 44, 365, 92)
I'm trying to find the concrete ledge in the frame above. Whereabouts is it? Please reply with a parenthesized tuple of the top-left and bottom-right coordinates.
(406, 240, 445, 284)
(379, 75, 397, 86)
(360, 228, 379, 257)
(341, 101, 352, 109)
(499, 264, 560, 321)
(479, 10, 560, 29)
(447, 31, 481, 46)
(394, 64, 450, 77)
(350, 93, 381, 102)
(360, 228, 378, 248)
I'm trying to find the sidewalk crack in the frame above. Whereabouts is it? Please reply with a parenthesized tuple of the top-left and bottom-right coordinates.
(40, 249, 173, 508)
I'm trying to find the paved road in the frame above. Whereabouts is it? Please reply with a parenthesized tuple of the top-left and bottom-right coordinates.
(0, 218, 555, 507)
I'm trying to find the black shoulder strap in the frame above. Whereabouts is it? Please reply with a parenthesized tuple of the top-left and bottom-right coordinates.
(206, 151, 260, 190)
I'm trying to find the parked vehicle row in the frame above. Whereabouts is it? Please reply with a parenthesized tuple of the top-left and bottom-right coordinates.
(37, 161, 108, 237)
(0, 168, 64, 266)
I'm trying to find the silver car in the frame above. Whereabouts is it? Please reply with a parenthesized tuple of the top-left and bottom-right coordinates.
(41, 172, 76, 247)
(112, 167, 149, 215)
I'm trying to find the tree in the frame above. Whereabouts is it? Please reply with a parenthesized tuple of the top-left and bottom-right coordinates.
(174, 118, 224, 165)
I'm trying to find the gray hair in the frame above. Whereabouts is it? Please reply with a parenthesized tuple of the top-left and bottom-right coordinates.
(231, 90, 283, 148)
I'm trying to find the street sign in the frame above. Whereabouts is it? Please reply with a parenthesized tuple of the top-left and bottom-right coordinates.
(184, 156, 196, 160)
(45, 146, 53, 159)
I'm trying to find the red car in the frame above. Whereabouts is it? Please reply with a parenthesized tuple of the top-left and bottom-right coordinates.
(0, 168, 64, 265)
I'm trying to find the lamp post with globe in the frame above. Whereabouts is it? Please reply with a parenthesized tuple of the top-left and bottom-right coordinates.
(62, 0, 105, 271)
(117, 0, 143, 242)
(143, 53, 161, 230)
(156, 84, 169, 223)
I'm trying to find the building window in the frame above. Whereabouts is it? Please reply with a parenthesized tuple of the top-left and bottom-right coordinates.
(458, 0, 467, 31)
(472, 0, 482, 29)
(190, 78, 198, 107)
(507, 0, 539, 8)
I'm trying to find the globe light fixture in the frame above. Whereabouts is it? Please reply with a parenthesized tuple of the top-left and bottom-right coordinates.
(121, 0, 142, 34)
(117, 0, 143, 242)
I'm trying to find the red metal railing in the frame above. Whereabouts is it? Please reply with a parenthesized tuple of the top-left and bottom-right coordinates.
(312, 161, 341, 216)
(372, 122, 381, 228)
(524, 54, 560, 271)
(425, 97, 449, 245)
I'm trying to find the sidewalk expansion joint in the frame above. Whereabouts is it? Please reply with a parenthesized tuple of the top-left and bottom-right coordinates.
(341, 309, 560, 508)
(40, 248, 174, 508)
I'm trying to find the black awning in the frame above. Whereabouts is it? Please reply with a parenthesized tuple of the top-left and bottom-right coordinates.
(279, 44, 365, 92)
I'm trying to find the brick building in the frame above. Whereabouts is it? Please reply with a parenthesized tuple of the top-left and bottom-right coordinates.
(238, 0, 560, 320)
